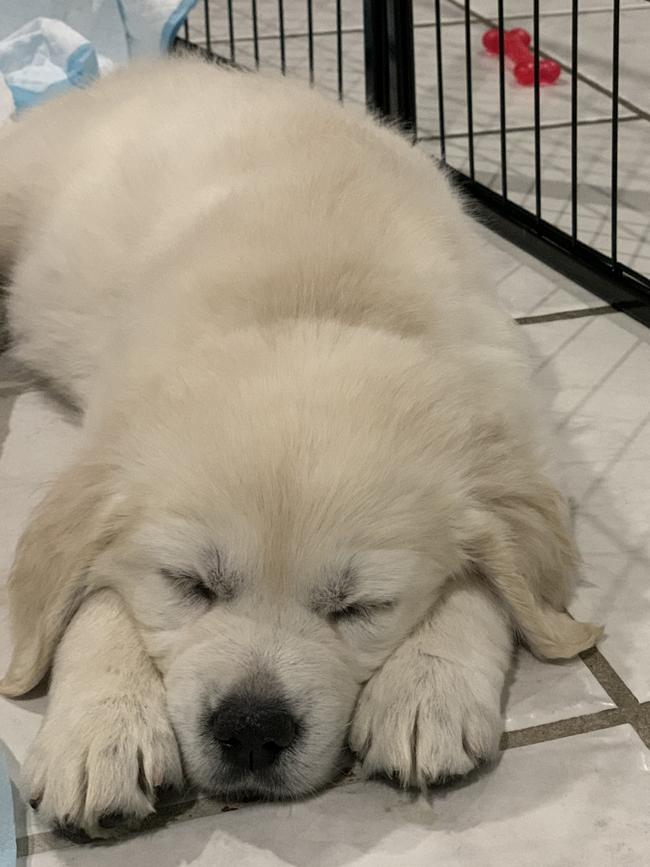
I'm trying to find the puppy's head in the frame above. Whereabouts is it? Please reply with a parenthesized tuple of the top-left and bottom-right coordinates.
(1, 322, 600, 797)
(92, 323, 464, 798)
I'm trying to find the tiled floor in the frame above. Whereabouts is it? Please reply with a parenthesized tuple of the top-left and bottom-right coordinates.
(0, 3, 649, 863)
(1, 225, 649, 864)
(185, 1, 650, 278)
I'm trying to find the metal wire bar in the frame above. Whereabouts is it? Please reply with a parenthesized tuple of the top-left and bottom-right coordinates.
(251, 0, 260, 68)
(203, 0, 211, 54)
(611, 0, 620, 265)
(278, 0, 286, 74)
(463, 0, 475, 179)
(496, 0, 507, 199)
(363, 0, 416, 135)
(336, 0, 343, 100)
(434, 0, 446, 162)
(307, 0, 315, 84)
(533, 0, 542, 222)
(571, 0, 579, 244)
(227, 0, 236, 62)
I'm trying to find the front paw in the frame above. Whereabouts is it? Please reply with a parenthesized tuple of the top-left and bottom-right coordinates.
(23, 686, 183, 839)
(349, 651, 503, 787)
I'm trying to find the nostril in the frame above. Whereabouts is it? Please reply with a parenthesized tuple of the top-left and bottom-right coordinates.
(265, 714, 297, 750)
(262, 739, 286, 759)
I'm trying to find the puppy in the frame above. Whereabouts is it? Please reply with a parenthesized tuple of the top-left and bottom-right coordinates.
(0, 58, 602, 838)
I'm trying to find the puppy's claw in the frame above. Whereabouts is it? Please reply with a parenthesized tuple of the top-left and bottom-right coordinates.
(21, 688, 183, 839)
(98, 811, 125, 830)
(350, 655, 502, 788)
(53, 820, 91, 844)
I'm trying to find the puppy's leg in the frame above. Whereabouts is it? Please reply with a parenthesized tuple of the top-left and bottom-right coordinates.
(23, 589, 183, 839)
(350, 575, 513, 786)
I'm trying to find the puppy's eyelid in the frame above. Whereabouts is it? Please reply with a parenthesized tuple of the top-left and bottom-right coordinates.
(328, 598, 396, 623)
(160, 567, 218, 603)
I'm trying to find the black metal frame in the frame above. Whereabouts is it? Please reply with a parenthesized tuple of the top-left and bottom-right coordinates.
(366, 0, 650, 327)
(363, 0, 416, 135)
(177, 1, 650, 326)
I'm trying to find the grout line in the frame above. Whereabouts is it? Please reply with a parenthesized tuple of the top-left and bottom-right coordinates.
(579, 647, 650, 748)
(417, 114, 639, 143)
(516, 306, 614, 324)
(515, 300, 648, 324)
(501, 707, 626, 749)
(634, 701, 650, 748)
(190, 17, 482, 46)
(580, 647, 641, 709)
(16, 796, 244, 858)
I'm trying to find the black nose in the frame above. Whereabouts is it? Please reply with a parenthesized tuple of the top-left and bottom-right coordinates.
(212, 695, 298, 773)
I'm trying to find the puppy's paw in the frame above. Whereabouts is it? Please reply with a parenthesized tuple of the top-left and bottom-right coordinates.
(23, 684, 183, 839)
(349, 651, 503, 788)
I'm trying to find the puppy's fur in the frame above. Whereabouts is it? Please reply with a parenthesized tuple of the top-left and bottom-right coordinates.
(0, 58, 601, 837)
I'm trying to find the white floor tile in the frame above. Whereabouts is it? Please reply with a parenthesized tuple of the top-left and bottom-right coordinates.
(443, 117, 650, 277)
(525, 313, 650, 700)
(477, 226, 609, 316)
(535, 7, 650, 116)
(19, 727, 650, 866)
(505, 650, 613, 729)
(496, 260, 605, 317)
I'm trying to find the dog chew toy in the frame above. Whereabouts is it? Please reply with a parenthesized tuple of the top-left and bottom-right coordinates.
(482, 27, 561, 86)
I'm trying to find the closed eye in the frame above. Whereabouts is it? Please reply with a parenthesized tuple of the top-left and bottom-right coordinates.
(328, 599, 395, 623)
(160, 568, 218, 604)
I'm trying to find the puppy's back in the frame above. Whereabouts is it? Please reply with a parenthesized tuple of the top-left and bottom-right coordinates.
(3, 58, 512, 403)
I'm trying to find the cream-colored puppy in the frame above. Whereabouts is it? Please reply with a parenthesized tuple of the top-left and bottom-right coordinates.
(0, 58, 601, 839)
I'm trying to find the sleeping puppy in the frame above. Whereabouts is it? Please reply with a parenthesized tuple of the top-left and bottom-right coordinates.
(0, 57, 602, 838)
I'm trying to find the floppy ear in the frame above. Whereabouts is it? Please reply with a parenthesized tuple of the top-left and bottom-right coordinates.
(0, 458, 127, 697)
(461, 478, 603, 660)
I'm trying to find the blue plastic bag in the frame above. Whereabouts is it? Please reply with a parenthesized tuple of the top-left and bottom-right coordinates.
(0, 0, 198, 119)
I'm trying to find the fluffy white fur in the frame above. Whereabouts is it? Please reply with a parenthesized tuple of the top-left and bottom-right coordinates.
(0, 57, 602, 838)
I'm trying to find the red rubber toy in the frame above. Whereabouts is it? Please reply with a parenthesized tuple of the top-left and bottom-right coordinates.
(482, 27, 561, 86)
